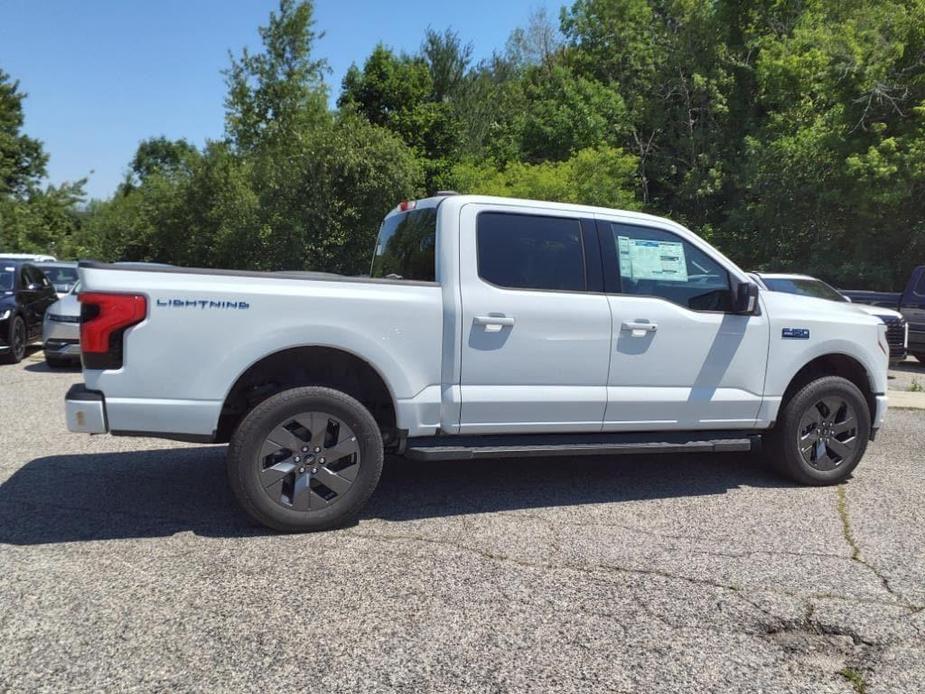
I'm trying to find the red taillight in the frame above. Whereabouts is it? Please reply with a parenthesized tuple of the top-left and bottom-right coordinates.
(78, 292, 147, 368)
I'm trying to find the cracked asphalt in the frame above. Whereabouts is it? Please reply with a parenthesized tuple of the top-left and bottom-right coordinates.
(1, 354, 923, 693)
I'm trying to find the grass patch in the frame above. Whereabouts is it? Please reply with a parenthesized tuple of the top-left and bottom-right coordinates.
(839, 667, 867, 694)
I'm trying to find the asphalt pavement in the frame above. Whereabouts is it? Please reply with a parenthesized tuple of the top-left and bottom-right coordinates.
(1, 352, 923, 693)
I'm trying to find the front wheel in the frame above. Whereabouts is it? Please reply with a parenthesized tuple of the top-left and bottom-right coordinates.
(227, 386, 384, 532)
(765, 376, 870, 485)
(1, 316, 27, 364)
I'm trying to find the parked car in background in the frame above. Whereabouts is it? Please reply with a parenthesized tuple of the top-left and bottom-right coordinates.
(43, 281, 81, 367)
(66, 194, 889, 532)
(1, 261, 59, 363)
(841, 266, 925, 364)
(752, 273, 908, 364)
(0, 253, 57, 262)
(37, 261, 79, 297)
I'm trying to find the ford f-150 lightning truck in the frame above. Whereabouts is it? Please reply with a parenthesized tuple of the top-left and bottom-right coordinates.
(65, 194, 889, 532)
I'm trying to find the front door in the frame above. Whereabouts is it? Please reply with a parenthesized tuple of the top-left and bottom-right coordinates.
(458, 204, 612, 434)
(597, 217, 770, 430)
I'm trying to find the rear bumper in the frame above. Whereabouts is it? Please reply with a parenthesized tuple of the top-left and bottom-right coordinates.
(65, 384, 108, 434)
(65, 383, 219, 440)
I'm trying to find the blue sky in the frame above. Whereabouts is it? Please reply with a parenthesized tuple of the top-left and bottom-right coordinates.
(0, 0, 561, 200)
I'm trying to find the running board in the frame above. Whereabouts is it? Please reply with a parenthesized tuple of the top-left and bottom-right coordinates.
(404, 431, 760, 462)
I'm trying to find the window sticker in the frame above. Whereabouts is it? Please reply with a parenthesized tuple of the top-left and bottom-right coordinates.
(618, 236, 688, 282)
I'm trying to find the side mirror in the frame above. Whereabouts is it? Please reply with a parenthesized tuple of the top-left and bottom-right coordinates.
(733, 281, 760, 315)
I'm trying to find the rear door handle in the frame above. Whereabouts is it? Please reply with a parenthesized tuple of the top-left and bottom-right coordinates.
(474, 314, 515, 332)
(621, 321, 658, 335)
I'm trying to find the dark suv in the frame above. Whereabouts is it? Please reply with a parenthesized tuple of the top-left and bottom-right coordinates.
(1, 261, 59, 364)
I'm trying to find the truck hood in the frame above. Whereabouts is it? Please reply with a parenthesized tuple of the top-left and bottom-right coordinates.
(851, 304, 903, 321)
(762, 290, 882, 326)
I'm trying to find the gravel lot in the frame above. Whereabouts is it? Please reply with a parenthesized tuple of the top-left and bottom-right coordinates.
(1, 352, 923, 693)
(888, 356, 925, 392)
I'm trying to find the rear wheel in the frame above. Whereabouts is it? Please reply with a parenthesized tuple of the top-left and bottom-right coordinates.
(913, 352, 925, 365)
(766, 376, 870, 485)
(1, 316, 27, 364)
(227, 386, 384, 532)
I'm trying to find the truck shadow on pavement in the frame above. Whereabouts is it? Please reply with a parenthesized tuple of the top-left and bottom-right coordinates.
(0, 446, 792, 545)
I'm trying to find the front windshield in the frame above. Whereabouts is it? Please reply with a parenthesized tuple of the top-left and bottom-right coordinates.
(43, 266, 78, 287)
(763, 277, 847, 302)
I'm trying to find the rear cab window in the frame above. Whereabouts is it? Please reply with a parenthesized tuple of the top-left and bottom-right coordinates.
(476, 212, 587, 292)
(370, 207, 438, 282)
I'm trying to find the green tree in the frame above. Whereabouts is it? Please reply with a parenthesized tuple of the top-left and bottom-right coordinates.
(224, 0, 329, 152)
(724, 0, 925, 287)
(451, 145, 639, 210)
(87, 0, 423, 274)
(0, 70, 47, 197)
(339, 44, 460, 189)
(0, 69, 85, 256)
(126, 137, 200, 187)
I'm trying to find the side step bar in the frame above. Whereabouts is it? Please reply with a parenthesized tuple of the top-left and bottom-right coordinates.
(404, 431, 761, 462)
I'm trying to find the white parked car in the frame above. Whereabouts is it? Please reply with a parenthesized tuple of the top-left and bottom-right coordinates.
(42, 281, 81, 367)
(0, 253, 57, 262)
(751, 273, 908, 364)
(64, 194, 889, 532)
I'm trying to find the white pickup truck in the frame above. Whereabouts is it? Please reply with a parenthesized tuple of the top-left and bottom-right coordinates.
(66, 194, 889, 532)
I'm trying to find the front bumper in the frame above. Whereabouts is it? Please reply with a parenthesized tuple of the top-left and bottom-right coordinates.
(43, 314, 80, 342)
(45, 338, 81, 357)
(65, 384, 108, 434)
(873, 394, 888, 436)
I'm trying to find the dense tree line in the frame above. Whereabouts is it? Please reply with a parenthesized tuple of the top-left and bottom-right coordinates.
(1, 0, 923, 288)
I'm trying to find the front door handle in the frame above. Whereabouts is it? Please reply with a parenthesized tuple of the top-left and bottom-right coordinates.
(474, 314, 515, 332)
(621, 320, 658, 335)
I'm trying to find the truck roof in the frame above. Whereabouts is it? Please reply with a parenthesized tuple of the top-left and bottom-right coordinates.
(390, 194, 687, 231)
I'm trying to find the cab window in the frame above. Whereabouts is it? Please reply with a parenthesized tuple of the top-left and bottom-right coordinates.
(608, 223, 732, 311)
(477, 212, 586, 292)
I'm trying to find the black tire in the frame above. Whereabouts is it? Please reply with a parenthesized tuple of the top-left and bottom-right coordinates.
(227, 386, 384, 532)
(1, 315, 27, 364)
(913, 352, 925, 365)
(765, 376, 870, 485)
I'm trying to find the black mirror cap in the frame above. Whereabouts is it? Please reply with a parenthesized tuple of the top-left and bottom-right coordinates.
(734, 281, 760, 315)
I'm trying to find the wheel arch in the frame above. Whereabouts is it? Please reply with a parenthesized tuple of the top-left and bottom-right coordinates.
(215, 345, 399, 445)
(778, 353, 876, 427)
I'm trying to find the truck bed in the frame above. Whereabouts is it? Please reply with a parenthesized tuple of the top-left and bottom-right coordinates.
(76, 261, 445, 439)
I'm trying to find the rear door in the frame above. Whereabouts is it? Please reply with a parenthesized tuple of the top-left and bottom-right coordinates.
(457, 203, 612, 433)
